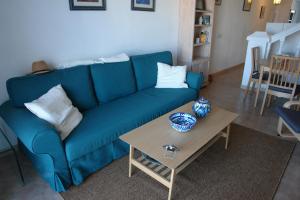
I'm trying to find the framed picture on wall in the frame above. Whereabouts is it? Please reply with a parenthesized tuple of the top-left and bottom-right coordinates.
(243, 0, 252, 12)
(131, 0, 155, 12)
(215, 0, 222, 6)
(69, 0, 106, 10)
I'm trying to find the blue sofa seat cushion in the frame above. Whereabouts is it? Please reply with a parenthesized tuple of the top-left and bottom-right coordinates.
(64, 88, 197, 162)
(276, 107, 300, 133)
(131, 51, 173, 91)
(6, 65, 97, 111)
(90, 61, 136, 103)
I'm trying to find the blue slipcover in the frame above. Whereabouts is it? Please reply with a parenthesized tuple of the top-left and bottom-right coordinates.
(276, 106, 300, 133)
(6, 65, 97, 111)
(65, 88, 197, 184)
(90, 61, 136, 103)
(186, 71, 203, 90)
(0, 51, 203, 192)
(131, 51, 173, 91)
(0, 101, 71, 192)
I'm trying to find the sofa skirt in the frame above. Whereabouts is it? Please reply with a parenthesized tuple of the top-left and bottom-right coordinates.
(20, 142, 72, 192)
(68, 139, 129, 186)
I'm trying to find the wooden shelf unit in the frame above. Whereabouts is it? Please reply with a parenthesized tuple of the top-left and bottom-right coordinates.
(177, 0, 215, 84)
(194, 24, 211, 28)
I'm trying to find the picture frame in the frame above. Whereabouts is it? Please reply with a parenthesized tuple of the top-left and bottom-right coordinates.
(69, 0, 106, 11)
(215, 0, 222, 6)
(131, 0, 155, 12)
(243, 0, 252, 12)
(196, 0, 205, 10)
(259, 6, 266, 19)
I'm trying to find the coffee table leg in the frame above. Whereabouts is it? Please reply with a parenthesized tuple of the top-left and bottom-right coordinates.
(225, 124, 231, 150)
(129, 145, 134, 177)
(168, 169, 175, 200)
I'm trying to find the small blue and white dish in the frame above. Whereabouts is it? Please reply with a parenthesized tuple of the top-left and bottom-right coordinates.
(192, 97, 211, 118)
(169, 112, 197, 133)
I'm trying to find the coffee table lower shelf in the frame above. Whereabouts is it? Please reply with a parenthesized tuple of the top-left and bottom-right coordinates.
(128, 125, 230, 200)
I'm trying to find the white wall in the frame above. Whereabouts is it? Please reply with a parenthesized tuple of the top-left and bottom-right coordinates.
(210, 0, 275, 73)
(0, 0, 179, 151)
(273, 0, 293, 23)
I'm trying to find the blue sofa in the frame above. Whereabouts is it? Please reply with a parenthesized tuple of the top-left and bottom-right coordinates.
(276, 101, 300, 140)
(0, 51, 203, 192)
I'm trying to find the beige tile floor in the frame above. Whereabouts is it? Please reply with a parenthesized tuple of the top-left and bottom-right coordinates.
(0, 65, 299, 200)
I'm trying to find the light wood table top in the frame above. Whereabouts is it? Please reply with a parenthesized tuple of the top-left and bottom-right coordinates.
(120, 102, 238, 170)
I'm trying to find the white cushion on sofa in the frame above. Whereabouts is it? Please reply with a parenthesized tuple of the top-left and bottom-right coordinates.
(155, 62, 188, 88)
(56, 53, 130, 69)
(98, 53, 130, 63)
(24, 84, 82, 140)
(57, 60, 95, 69)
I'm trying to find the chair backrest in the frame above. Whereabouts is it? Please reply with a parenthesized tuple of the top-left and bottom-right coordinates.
(251, 47, 261, 74)
(268, 55, 300, 94)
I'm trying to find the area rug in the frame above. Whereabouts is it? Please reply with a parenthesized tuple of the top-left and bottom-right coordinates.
(60, 124, 296, 200)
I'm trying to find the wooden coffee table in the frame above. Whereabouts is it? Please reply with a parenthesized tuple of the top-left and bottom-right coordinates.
(120, 102, 238, 200)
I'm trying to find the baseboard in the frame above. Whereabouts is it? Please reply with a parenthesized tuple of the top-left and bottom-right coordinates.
(210, 63, 244, 77)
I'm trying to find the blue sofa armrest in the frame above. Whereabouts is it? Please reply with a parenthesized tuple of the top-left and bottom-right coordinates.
(186, 71, 204, 91)
(0, 101, 71, 192)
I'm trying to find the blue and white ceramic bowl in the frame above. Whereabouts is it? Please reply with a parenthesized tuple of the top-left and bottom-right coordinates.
(192, 97, 211, 118)
(169, 112, 197, 133)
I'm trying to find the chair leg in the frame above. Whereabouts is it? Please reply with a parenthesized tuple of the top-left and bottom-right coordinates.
(260, 89, 268, 115)
(254, 83, 261, 108)
(277, 118, 283, 136)
(244, 79, 252, 97)
(251, 81, 256, 93)
(267, 95, 272, 108)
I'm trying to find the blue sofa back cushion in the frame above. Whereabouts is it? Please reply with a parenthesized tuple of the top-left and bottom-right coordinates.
(131, 51, 173, 91)
(90, 61, 137, 103)
(6, 65, 97, 111)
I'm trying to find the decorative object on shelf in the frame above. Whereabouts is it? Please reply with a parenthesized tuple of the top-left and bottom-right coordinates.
(195, 37, 201, 44)
(196, 0, 205, 10)
(0, 119, 25, 185)
(243, 0, 252, 11)
(192, 97, 211, 118)
(163, 144, 179, 159)
(198, 16, 203, 25)
(69, 0, 106, 10)
(32, 60, 51, 74)
(273, 0, 282, 5)
(259, 6, 266, 19)
(132, 0, 155, 12)
(169, 112, 197, 133)
(215, 0, 222, 6)
(202, 15, 211, 25)
(200, 32, 207, 44)
(198, 15, 210, 25)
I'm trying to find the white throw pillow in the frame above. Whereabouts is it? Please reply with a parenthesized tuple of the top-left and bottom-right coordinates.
(56, 53, 130, 69)
(97, 53, 130, 63)
(155, 62, 188, 88)
(24, 85, 82, 140)
(57, 60, 95, 69)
